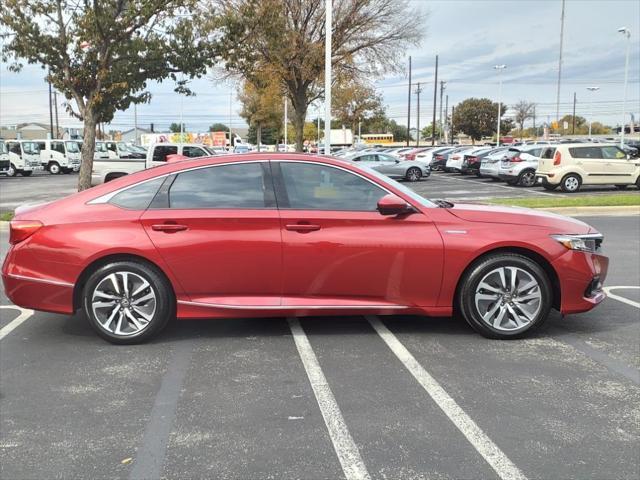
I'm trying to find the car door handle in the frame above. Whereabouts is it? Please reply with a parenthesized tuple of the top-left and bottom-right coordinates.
(151, 223, 188, 233)
(285, 224, 321, 232)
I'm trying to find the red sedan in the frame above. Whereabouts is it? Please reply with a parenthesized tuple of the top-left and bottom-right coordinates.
(2, 153, 608, 344)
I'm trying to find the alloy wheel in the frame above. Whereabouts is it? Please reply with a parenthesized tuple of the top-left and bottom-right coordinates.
(520, 171, 536, 187)
(474, 266, 542, 332)
(406, 167, 422, 182)
(91, 271, 156, 336)
(563, 176, 580, 192)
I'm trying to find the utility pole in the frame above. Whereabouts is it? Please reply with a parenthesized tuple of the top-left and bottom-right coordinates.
(439, 81, 446, 143)
(444, 94, 449, 143)
(134, 103, 138, 145)
(555, 0, 566, 124)
(431, 55, 438, 146)
(618, 26, 631, 146)
(406, 55, 412, 147)
(451, 106, 455, 144)
(229, 90, 233, 149)
(414, 83, 422, 147)
(572, 92, 576, 134)
(48, 79, 54, 139)
(533, 105, 537, 139)
(587, 86, 600, 138)
(494, 64, 506, 146)
(53, 91, 59, 139)
(324, 0, 332, 154)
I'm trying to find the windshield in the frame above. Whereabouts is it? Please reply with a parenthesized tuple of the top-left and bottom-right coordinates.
(65, 141, 80, 153)
(358, 165, 436, 208)
(95, 143, 107, 152)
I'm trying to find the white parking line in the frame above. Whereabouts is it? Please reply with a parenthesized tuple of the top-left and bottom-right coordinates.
(367, 315, 528, 480)
(604, 286, 640, 309)
(288, 317, 371, 480)
(0, 306, 34, 340)
(439, 174, 559, 197)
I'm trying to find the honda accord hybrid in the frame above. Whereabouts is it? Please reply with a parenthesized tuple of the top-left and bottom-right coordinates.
(2, 153, 608, 344)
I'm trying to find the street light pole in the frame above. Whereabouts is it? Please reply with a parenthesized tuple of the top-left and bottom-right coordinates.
(284, 97, 288, 149)
(324, 0, 332, 154)
(586, 86, 600, 138)
(439, 81, 446, 143)
(618, 26, 631, 146)
(414, 82, 422, 147)
(494, 64, 506, 146)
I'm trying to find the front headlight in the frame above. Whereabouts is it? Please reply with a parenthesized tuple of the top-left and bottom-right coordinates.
(551, 233, 603, 253)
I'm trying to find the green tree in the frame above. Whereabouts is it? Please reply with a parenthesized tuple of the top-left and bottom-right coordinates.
(169, 123, 186, 133)
(209, 123, 229, 132)
(206, 0, 424, 152)
(237, 71, 284, 149)
(1, 0, 212, 190)
(452, 98, 509, 143)
(333, 77, 384, 138)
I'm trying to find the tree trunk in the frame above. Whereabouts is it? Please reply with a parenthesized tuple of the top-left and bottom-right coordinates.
(77, 111, 97, 191)
(290, 88, 308, 152)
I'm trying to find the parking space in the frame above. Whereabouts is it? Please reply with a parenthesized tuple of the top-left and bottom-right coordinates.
(0, 215, 638, 479)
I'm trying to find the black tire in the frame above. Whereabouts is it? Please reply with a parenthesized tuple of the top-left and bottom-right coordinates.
(48, 162, 61, 174)
(517, 169, 536, 187)
(542, 183, 558, 191)
(405, 167, 422, 182)
(6, 164, 17, 177)
(21, 170, 33, 177)
(636, 176, 640, 189)
(82, 260, 175, 344)
(457, 253, 553, 339)
(614, 184, 628, 190)
(560, 173, 581, 193)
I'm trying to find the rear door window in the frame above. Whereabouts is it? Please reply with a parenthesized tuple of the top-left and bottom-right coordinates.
(152, 146, 178, 162)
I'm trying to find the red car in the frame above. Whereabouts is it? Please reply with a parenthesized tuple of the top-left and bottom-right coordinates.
(2, 153, 608, 344)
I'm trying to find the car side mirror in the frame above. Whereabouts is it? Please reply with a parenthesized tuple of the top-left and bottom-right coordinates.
(377, 194, 414, 216)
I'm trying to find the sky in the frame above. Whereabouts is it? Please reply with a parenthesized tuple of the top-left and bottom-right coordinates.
(1, 0, 639, 134)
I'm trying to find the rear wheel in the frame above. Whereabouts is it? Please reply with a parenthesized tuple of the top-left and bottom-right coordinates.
(517, 170, 536, 187)
(405, 167, 422, 182)
(560, 173, 581, 193)
(458, 253, 552, 339)
(83, 261, 174, 344)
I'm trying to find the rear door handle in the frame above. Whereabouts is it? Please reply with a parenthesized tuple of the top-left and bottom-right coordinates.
(151, 223, 188, 233)
(285, 224, 321, 232)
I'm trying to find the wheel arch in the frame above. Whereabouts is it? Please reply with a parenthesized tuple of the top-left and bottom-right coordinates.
(454, 246, 561, 311)
(72, 253, 176, 312)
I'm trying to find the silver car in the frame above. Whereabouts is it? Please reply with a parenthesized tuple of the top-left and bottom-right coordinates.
(347, 152, 431, 181)
(479, 147, 511, 179)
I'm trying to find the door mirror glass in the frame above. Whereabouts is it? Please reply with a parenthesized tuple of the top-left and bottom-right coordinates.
(377, 194, 413, 216)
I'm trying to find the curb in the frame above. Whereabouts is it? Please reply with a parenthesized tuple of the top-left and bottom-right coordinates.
(538, 205, 640, 216)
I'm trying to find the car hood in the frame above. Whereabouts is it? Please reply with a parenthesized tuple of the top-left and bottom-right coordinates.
(447, 203, 593, 234)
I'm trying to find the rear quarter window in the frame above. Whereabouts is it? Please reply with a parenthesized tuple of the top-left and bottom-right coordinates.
(568, 147, 602, 159)
(540, 148, 556, 159)
(109, 177, 165, 210)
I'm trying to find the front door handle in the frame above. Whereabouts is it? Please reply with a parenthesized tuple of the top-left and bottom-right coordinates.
(151, 223, 188, 233)
(285, 224, 321, 232)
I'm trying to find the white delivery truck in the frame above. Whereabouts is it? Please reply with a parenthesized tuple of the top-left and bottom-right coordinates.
(0, 140, 10, 175)
(5, 140, 43, 177)
(33, 139, 81, 174)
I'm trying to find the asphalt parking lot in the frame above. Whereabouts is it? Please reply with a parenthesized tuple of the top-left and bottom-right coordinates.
(1, 211, 639, 479)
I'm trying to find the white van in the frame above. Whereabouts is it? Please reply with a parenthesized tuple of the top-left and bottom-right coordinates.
(33, 139, 81, 174)
(536, 143, 640, 192)
(5, 140, 43, 177)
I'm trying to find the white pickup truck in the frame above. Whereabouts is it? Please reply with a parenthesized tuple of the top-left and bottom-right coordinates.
(91, 143, 216, 185)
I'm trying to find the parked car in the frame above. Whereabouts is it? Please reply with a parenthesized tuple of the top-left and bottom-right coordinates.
(91, 143, 212, 185)
(463, 147, 506, 176)
(33, 139, 81, 174)
(5, 140, 43, 177)
(415, 146, 453, 167)
(401, 147, 433, 161)
(347, 152, 430, 181)
(0, 140, 10, 175)
(3, 153, 608, 344)
(479, 148, 512, 179)
(536, 143, 640, 192)
(427, 147, 459, 170)
(445, 147, 486, 173)
(388, 147, 416, 158)
(498, 145, 546, 186)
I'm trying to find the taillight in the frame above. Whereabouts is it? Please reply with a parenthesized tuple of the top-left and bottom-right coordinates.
(406, 154, 415, 160)
(553, 151, 562, 165)
(9, 220, 43, 245)
(511, 156, 523, 163)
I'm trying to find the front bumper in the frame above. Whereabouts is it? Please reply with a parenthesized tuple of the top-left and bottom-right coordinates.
(552, 249, 609, 314)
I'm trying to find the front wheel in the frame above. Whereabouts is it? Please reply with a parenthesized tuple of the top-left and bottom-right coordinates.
(6, 164, 17, 177)
(48, 162, 61, 174)
(83, 261, 175, 344)
(458, 253, 552, 339)
(405, 167, 422, 182)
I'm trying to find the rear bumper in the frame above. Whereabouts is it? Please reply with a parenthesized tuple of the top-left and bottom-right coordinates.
(553, 250, 609, 315)
(535, 174, 559, 186)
